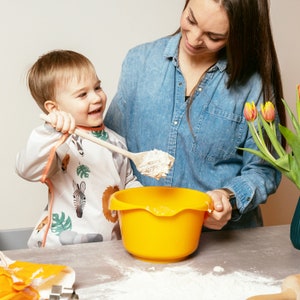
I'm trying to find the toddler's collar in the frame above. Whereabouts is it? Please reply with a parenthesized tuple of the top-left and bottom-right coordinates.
(76, 123, 105, 131)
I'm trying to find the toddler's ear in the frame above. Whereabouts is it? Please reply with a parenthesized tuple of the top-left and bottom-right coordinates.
(44, 100, 59, 113)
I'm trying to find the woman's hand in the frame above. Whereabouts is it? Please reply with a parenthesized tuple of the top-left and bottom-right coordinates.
(46, 111, 76, 134)
(203, 189, 233, 230)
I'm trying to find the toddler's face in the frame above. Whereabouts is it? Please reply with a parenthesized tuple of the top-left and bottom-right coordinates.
(54, 73, 107, 128)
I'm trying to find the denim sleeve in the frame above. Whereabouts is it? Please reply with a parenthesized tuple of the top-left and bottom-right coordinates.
(226, 112, 282, 215)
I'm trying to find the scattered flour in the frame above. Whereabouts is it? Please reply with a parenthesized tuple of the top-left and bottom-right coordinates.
(77, 265, 281, 300)
(213, 265, 225, 273)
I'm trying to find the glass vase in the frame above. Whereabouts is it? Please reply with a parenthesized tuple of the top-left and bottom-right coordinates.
(290, 196, 300, 250)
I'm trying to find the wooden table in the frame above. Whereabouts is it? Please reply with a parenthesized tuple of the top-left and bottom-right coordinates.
(3, 225, 300, 299)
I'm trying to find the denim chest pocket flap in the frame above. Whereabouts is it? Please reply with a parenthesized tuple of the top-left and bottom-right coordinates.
(192, 105, 245, 161)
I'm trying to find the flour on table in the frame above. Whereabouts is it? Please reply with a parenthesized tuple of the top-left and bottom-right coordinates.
(213, 265, 224, 273)
(77, 265, 281, 300)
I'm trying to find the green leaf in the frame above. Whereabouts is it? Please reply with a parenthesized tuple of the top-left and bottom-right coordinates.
(274, 154, 291, 171)
(282, 98, 300, 135)
(240, 147, 290, 172)
(282, 155, 300, 189)
(51, 212, 72, 235)
(239, 147, 272, 162)
(279, 125, 300, 166)
(76, 164, 90, 178)
(92, 130, 109, 140)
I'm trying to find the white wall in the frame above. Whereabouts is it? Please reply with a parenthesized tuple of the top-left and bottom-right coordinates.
(0, 0, 182, 229)
(261, 0, 300, 225)
(1, 0, 299, 230)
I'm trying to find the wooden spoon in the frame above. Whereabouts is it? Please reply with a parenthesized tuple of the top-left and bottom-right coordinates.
(40, 114, 175, 180)
(247, 274, 300, 300)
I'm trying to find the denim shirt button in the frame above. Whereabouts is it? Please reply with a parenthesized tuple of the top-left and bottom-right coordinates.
(178, 82, 183, 86)
(174, 121, 178, 125)
(198, 87, 202, 92)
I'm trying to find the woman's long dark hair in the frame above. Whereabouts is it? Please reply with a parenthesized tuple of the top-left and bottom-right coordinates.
(175, 0, 286, 146)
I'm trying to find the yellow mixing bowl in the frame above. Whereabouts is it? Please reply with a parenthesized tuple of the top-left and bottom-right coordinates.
(109, 186, 213, 262)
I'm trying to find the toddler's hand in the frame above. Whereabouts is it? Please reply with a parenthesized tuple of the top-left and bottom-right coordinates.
(46, 111, 76, 134)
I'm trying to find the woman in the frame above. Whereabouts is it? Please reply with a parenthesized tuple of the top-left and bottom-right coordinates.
(105, 0, 285, 230)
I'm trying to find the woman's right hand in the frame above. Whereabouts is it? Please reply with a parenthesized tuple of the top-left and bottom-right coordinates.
(204, 189, 233, 230)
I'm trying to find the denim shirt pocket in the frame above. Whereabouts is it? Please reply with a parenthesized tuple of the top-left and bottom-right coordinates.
(191, 104, 244, 162)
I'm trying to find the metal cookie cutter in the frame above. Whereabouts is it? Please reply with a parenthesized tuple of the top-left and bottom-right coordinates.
(49, 285, 79, 299)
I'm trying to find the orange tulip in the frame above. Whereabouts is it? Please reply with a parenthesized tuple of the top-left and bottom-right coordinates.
(244, 102, 257, 122)
(242, 86, 300, 191)
(261, 101, 275, 123)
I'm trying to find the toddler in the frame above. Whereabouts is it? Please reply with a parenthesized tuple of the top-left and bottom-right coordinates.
(16, 50, 141, 248)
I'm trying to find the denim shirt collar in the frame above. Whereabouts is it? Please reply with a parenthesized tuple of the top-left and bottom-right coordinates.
(164, 33, 227, 72)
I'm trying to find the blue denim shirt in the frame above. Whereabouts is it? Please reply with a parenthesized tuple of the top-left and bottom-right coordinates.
(105, 33, 281, 229)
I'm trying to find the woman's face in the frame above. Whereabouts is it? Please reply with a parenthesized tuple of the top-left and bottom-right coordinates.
(180, 0, 229, 58)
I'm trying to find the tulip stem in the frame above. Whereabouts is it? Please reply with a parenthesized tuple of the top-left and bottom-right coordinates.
(249, 121, 276, 162)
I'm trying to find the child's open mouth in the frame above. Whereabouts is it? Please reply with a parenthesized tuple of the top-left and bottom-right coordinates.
(88, 108, 101, 115)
